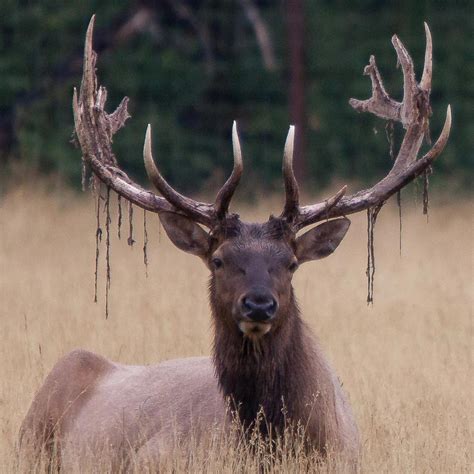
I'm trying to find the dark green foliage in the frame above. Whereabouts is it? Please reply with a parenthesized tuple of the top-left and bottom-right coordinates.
(0, 1, 472, 193)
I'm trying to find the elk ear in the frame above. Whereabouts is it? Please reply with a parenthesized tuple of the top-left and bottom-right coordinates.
(295, 218, 350, 264)
(159, 212, 210, 259)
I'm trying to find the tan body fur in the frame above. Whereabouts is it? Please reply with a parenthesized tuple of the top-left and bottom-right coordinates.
(21, 344, 358, 470)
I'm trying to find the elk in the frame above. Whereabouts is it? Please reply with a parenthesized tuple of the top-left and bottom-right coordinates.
(20, 17, 450, 471)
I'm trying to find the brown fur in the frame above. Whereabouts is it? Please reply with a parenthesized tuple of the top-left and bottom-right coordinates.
(210, 220, 358, 454)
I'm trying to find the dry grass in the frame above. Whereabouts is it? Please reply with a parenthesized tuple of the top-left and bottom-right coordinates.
(0, 185, 472, 472)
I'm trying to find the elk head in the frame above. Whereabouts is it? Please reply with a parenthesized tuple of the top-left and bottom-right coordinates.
(153, 124, 350, 340)
(160, 211, 350, 341)
(73, 17, 451, 333)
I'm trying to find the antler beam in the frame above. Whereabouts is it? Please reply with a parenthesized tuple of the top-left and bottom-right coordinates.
(75, 18, 450, 234)
(73, 15, 243, 229)
(280, 23, 451, 231)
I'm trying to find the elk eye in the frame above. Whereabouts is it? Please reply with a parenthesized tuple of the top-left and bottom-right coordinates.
(212, 257, 223, 269)
(288, 261, 299, 272)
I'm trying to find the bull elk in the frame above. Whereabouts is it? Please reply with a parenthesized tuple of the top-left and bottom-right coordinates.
(20, 16, 450, 470)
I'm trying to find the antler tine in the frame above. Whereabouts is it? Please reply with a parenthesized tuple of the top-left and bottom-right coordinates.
(281, 125, 300, 220)
(420, 22, 433, 92)
(292, 185, 347, 231)
(348, 56, 400, 122)
(82, 15, 96, 111)
(279, 125, 347, 230)
(143, 125, 215, 225)
(214, 121, 244, 219)
(392, 34, 418, 127)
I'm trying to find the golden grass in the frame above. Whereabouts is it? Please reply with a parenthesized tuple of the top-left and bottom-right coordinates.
(0, 185, 472, 472)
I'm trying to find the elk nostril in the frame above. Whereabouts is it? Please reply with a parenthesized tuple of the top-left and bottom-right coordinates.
(266, 298, 277, 315)
(242, 297, 252, 312)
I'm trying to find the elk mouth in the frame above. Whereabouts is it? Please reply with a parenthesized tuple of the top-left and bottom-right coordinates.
(238, 321, 272, 340)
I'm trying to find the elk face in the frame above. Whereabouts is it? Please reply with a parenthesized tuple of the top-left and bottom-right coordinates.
(159, 212, 350, 339)
(209, 223, 294, 339)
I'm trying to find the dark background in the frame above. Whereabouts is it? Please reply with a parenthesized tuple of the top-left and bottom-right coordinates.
(0, 0, 472, 195)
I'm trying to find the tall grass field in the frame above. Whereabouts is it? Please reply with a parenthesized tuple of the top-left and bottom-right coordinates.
(0, 185, 471, 472)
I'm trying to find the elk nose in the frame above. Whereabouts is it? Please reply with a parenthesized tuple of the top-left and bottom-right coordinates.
(241, 292, 278, 322)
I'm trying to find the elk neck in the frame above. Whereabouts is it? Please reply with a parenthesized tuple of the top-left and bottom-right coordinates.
(210, 283, 319, 436)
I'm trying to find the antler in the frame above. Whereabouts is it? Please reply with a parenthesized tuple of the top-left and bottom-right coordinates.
(280, 23, 451, 231)
(73, 15, 243, 229)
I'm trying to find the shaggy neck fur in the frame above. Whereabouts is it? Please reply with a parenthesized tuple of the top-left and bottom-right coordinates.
(210, 285, 336, 451)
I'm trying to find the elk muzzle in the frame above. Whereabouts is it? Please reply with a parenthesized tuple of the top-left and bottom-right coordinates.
(237, 289, 278, 338)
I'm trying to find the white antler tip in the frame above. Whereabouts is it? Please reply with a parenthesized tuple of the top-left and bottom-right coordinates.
(144, 124, 153, 160)
(285, 125, 295, 147)
(145, 123, 152, 142)
(86, 15, 95, 41)
(446, 104, 452, 125)
(231, 120, 243, 168)
(232, 120, 239, 142)
(287, 124, 295, 136)
(283, 126, 295, 169)
(420, 22, 433, 91)
(441, 105, 452, 141)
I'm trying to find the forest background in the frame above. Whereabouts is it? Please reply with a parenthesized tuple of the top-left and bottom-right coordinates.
(1, 0, 472, 195)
